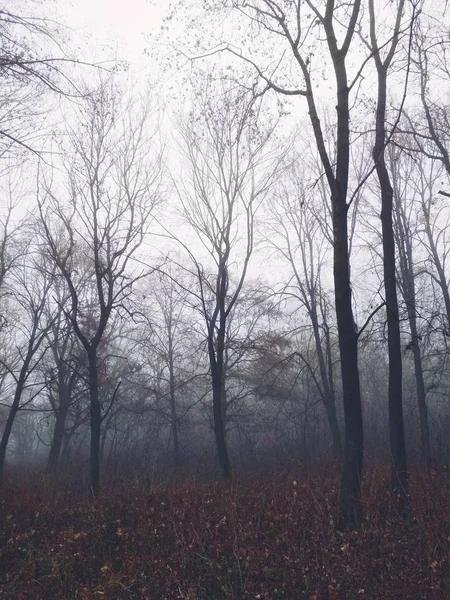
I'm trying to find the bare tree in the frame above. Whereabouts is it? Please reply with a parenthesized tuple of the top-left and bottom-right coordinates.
(39, 82, 162, 497)
(173, 83, 284, 478)
(389, 145, 431, 471)
(148, 272, 198, 468)
(268, 163, 342, 459)
(364, 0, 414, 517)
(413, 21, 450, 182)
(207, 0, 365, 526)
(0, 202, 14, 290)
(45, 296, 85, 475)
(0, 242, 55, 485)
(403, 22, 450, 340)
(0, 175, 25, 294)
(0, 1, 100, 158)
(413, 157, 450, 343)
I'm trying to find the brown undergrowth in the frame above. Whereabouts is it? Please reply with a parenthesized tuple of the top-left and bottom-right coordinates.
(0, 465, 449, 599)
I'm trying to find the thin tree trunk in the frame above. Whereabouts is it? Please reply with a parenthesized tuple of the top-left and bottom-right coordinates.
(47, 364, 73, 473)
(392, 159, 431, 471)
(379, 166, 408, 516)
(367, 0, 410, 516)
(323, 394, 343, 459)
(373, 62, 408, 517)
(288, 215, 343, 460)
(311, 317, 342, 459)
(409, 312, 430, 470)
(47, 400, 70, 473)
(422, 198, 450, 330)
(168, 331, 181, 467)
(0, 348, 33, 486)
(0, 383, 24, 485)
(100, 419, 108, 466)
(88, 350, 101, 499)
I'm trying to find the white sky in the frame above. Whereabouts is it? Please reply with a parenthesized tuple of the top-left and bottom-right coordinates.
(19, 0, 449, 306)
(63, 0, 167, 68)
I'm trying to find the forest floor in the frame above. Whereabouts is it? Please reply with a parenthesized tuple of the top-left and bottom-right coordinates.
(0, 465, 449, 600)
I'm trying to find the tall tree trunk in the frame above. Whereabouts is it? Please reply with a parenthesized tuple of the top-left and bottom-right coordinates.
(88, 349, 101, 499)
(300, 45, 363, 528)
(334, 186, 364, 528)
(330, 55, 364, 529)
(379, 169, 408, 516)
(373, 63, 408, 517)
(208, 295, 232, 480)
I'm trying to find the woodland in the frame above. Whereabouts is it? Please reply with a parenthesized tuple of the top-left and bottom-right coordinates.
(0, 0, 450, 598)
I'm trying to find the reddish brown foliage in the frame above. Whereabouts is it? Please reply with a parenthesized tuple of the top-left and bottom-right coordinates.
(0, 466, 449, 599)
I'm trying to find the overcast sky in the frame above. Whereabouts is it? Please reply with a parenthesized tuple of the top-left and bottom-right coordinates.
(64, 0, 167, 68)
